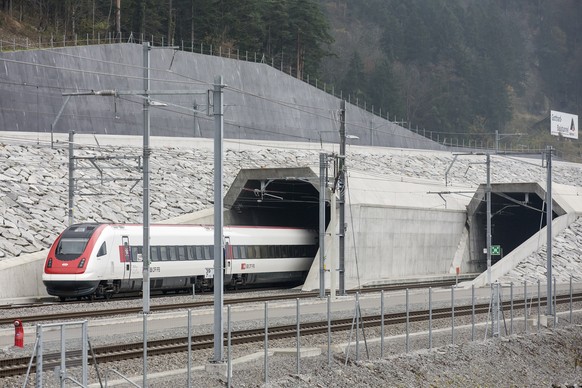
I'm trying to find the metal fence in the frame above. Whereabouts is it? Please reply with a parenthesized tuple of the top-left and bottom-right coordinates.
(20, 276, 580, 387)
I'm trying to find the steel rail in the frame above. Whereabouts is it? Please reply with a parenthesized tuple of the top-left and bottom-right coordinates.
(1, 293, 579, 378)
(0, 279, 465, 325)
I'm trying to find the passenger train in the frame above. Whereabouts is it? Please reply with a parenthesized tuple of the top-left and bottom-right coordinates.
(43, 223, 318, 300)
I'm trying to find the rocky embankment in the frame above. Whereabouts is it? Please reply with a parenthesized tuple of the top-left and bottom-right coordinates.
(2, 137, 582, 280)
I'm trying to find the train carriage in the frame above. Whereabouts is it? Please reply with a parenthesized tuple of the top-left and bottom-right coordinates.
(43, 223, 318, 300)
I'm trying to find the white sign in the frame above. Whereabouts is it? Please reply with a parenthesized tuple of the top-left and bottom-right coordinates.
(205, 267, 214, 279)
(551, 110, 578, 139)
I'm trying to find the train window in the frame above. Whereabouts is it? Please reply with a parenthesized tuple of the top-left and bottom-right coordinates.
(55, 237, 89, 260)
(273, 245, 281, 258)
(97, 242, 107, 257)
(239, 246, 247, 259)
(187, 246, 195, 260)
(203, 246, 211, 260)
(167, 246, 176, 261)
(159, 246, 167, 261)
(177, 246, 187, 261)
(195, 246, 203, 260)
(280, 245, 289, 258)
(259, 245, 268, 258)
(229, 246, 237, 259)
(131, 247, 142, 262)
(150, 247, 160, 262)
(246, 246, 255, 258)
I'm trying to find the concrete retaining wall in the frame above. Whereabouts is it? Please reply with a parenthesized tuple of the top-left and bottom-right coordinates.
(0, 44, 442, 150)
(0, 252, 49, 301)
(303, 204, 466, 290)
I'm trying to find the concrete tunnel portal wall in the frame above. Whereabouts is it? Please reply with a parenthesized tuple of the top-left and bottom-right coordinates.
(224, 175, 568, 289)
(467, 182, 563, 273)
(223, 167, 326, 229)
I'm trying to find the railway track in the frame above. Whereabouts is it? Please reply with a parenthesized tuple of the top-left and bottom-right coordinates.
(1, 293, 580, 378)
(0, 278, 467, 326)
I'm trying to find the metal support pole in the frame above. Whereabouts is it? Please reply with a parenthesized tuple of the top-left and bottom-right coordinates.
(82, 321, 88, 387)
(142, 41, 151, 388)
(319, 152, 327, 298)
(570, 276, 573, 323)
(524, 281, 528, 333)
(510, 282, 514, 335)
(339, 100, 346, 295)
(486, 154, 492, 285)
(553, 276, 557, 327)
(451, 286, 455, 345)
(428, 287, 432, 351)
(537, 280, 541, 331)
(493, 282, 500, 337)
(264, 302, 269, 384)
(355, 292, 360, 361)
(471, 284, 475, 341)
(60, 325, 66, 387)
(546, 146, 554, 317)
(296, 299, 300, 374)
(68, 130, 75, 226)
(36, 325, 43, 388)
(227, 305, 232, 387)
(380, 290, 384, 358)
(406, 288, 410, 352)
(187, 310, 192, 388)
(213, 75, 225, 363)
(327, 295, 331, 366)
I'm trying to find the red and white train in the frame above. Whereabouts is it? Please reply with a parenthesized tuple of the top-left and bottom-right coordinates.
(43, 223, 318, 301)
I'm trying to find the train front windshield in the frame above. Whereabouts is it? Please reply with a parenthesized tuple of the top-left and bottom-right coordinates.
(56, 238, 89, 259)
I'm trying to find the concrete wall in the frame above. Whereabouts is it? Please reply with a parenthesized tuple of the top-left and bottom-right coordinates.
(0, 251, 49, 301)
(0, 44, 442, 150)
(303, 204, 466, 290)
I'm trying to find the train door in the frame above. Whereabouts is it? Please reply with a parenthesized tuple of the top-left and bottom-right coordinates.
(225, 236, 233, 276)
(121, 236, 131, 280)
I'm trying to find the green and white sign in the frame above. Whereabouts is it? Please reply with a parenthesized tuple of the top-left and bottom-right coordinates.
(491, 245, 501, 256)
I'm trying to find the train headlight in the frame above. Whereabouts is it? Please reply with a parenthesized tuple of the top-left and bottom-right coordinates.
(47, 258, 52, 268)
(78, 258, 86, 268)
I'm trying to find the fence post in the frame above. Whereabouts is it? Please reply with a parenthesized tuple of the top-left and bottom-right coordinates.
(538, 279, 542, 333)
(380, 290, 384, 358)
(428, 287, 433, 351)
(471, 284, 475, 341)
(187, 309, 192, 387)
(406, 288, 409, 352)
(296, 298, 300, 375)
(451, 286, 455, 345)
(524, 281, 528, 333)
(264, 302, 269, 384)
(510, 282, 514, 335)
(570, 275, 573, 323)
(327, 295, 332, 366)
(227, 305, 232, 387)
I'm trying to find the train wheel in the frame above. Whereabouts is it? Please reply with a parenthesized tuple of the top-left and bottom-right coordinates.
(104, 293, 112, 300)
(59, 296, 66, 302)
(89, 293, 96, 302)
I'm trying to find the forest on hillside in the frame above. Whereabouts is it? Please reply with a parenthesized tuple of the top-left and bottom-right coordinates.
(1, 0, 581, 158)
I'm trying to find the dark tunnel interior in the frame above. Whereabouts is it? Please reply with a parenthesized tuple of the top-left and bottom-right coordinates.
(228, 179, 329, 229)
(474, 191, 556, 267)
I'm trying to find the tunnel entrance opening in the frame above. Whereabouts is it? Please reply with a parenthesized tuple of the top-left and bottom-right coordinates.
(224, 167, 330, 230)
(227, 178, 328, 228)
(470, 183, 563, 272)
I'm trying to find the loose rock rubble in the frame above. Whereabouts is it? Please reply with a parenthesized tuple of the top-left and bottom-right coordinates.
(2, 139, 581, 261)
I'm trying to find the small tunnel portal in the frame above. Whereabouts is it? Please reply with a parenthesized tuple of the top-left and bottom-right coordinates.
(469, 183, 564, 270)
(224, 168, 329, 229)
